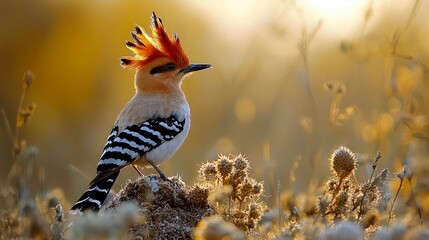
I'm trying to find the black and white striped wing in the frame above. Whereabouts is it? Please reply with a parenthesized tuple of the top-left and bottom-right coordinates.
(70, 115, 186, 213)
(96, 115, 185, 174)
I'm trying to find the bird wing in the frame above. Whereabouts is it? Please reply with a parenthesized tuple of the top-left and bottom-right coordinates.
(89, 115, 185, 185)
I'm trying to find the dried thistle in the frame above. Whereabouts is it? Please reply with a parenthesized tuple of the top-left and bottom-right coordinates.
(330, 146, 357, 180)
(319, 147, 386, 228)
(318, 196, 329, 218)
(252, 182, 263, 196)
(216, 155, 233, 182)
(199, 162, 217, 181)
(357, 152, 382, 221)
(248, 203, 263, 220)
(233, 155, 250, 171)
(197, 155, 264, 232)
(189, 184, 209, 207)
(333, 191, 349, 218)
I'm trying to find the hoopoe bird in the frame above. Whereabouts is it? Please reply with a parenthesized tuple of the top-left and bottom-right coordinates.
(70, 12, 211, 213)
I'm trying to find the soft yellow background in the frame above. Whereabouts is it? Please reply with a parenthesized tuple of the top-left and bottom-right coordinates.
(1, 0, 428, 207)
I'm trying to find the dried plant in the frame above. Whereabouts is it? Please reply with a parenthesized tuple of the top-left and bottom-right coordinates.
(67, 202, 142, 239)
(198, 154, 265, 232)
(323, 81, 356, 127)
(387, 165, 408, 227)
(317, 146, 388, 232)
(0, 72, 67, 240)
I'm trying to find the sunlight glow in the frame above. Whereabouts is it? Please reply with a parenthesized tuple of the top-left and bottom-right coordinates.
(301, 0, 367, 37)
(189, 0, 369, 41)
(303, 0, 364, 18)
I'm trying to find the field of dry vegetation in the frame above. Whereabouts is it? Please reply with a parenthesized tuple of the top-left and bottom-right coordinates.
(1, 0, 429, 239)
(1, 74, 428, 239)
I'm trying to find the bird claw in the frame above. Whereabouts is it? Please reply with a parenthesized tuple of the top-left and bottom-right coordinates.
(159, 173, 173, 183)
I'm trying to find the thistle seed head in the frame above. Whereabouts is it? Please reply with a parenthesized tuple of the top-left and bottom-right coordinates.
(199, 162, 217, 181)
(216, 155, 233, 180)
(233, 155, 249, 171)
(330, 146, 357, 179)
(248, 203, 263, 220)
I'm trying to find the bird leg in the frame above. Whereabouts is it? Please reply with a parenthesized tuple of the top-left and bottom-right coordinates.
(146, 159, 170, 181)
(132, 164, 143, 176)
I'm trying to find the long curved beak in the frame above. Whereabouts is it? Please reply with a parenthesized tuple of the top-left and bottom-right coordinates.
(179, 64, 212, 75)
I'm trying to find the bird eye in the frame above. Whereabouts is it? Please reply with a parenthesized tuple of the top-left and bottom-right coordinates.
(150, 62, 177, 74)
(165, 62, 176, 71)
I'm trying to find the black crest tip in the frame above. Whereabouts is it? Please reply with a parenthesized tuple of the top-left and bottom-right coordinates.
(151, 12, 158, 28)
(125, 40, 136, 47)
(120, 58, 131, 66)
(130, 32, 144, 46)
(135, 25, 142, 34)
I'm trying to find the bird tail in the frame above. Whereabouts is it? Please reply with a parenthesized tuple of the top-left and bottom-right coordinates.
(69, 171, 119, 214)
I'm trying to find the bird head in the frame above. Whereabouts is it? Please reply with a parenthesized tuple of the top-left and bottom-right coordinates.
(120, 12, 211, 92)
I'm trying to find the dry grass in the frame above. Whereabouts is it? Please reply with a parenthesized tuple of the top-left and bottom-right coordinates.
(1, 106, 427, 239)
(0, 72, 66, 239)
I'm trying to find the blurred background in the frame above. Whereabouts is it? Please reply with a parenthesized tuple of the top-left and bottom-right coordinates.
(1, 0, 428, 208)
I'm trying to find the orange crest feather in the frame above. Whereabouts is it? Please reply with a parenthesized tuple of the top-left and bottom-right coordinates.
(120, 12, 189, 69)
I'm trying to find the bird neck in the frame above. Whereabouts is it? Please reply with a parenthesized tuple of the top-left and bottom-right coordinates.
(135, 80, 184, 101)
(135, 76, 183, 94)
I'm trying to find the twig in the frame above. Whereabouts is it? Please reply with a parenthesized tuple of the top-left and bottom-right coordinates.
(66, 164, 91, 181)
(407, 176, 423, 226)
(387, 167, 406, 227)
(394, 53, 429, 73)
(278, 180, 282, 227)
(402, 0, 421, 37)
(329, 93, 342, 127)
(298, 20, 323, 106)
(15, 71, 33, 142)
(1, 108, 14, 143)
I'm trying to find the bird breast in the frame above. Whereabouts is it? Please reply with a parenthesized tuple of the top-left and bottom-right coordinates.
(116, 92, 191, 167)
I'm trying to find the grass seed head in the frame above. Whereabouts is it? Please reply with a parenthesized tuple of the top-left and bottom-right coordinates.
(24, 71, 33, 88)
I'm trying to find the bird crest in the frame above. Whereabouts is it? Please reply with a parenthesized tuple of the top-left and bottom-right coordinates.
(120, 12, 190, 70)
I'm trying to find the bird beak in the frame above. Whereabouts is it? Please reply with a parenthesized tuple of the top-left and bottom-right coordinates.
(179, 64, 212, 75)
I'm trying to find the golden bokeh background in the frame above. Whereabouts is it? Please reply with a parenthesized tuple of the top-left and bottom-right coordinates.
(1, 0, 429, 207)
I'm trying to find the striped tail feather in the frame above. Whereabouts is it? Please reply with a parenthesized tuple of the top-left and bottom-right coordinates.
(69, 171, 120, 214)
